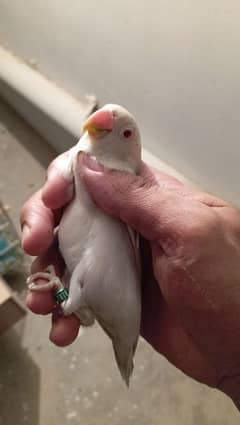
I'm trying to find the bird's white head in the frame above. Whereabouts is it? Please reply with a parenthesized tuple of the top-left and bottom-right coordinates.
(82, 104, 142, 173)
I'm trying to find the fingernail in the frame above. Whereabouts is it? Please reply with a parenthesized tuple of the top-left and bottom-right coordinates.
(78, 152, 105, 172)
(21, 223, 31, 240)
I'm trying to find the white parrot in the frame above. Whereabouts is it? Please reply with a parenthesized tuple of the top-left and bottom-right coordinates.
(28, 104, 142, 384)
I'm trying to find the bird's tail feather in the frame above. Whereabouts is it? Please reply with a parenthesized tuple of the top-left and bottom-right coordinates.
(112, 340, 135, 386)
(97, 317, 138, 385)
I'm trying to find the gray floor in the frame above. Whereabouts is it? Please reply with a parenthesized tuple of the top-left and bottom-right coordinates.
(0, 98, 238, 425)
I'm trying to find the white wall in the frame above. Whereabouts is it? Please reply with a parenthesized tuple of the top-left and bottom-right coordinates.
(0, 1, 240, 202)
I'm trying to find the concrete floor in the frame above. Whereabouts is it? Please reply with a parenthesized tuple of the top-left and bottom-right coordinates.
(0, 98, 239, 425)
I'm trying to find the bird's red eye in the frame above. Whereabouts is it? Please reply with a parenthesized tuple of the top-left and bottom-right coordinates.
(123, 129, 132, 138)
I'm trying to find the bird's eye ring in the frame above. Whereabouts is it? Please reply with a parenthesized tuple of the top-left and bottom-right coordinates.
(123, 129, 132, 139)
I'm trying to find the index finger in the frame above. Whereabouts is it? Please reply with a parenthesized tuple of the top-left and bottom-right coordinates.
(21, 151, 74, 256)
(41, 151, 74, 210)
(20, 189, 57, 255)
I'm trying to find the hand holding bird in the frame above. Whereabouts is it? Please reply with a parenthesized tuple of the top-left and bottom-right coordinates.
(21, 106, 240, 407)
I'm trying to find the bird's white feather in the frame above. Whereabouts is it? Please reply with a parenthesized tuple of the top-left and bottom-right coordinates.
(58, 104, 142, 384)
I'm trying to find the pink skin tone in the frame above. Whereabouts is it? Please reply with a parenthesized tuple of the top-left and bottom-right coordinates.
(20, 112, 240, 406)
(84, 109, 115, 131)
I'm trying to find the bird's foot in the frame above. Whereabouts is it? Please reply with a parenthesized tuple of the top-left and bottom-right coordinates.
(27, 265, 63, 291)
(61, 300, 95, 326)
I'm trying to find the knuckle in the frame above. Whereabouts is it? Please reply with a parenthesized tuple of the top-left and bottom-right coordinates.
(20, 190, 53, 228)
(110, 172, 153, 199)
(128, 174, 156, 197)
(179, 206, 220, 250)
(20, 199, 32, 225)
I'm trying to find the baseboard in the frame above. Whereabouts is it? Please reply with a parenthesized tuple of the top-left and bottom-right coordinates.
(0, 46, 97, 152)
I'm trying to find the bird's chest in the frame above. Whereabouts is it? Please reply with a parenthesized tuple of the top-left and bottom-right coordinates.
(58, 183, 95, 273)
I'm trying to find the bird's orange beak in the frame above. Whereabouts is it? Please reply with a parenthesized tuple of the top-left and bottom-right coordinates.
(83, 109, 114, 138)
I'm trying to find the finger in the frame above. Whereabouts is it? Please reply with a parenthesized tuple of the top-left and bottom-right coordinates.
(42, 151, 74, 210)
(49, 312, 80, 347)
(30, 235, 65, 275)
(26, 237, 65, 315)
(21, 190, 56, 255)
(26, 285, 55, 315)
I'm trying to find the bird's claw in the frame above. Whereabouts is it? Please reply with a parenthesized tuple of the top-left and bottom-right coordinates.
(27, 265, 63, 292)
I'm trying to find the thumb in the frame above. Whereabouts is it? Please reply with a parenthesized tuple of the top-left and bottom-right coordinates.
(79, 154, 184, 244)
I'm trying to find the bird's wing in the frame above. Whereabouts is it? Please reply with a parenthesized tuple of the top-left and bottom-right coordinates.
(126, 226, 141, 279)
(60, 132, 90, 180)
(60, 144, 80, 180)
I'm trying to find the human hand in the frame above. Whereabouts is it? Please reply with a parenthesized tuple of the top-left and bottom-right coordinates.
(21, 153, 240, 407)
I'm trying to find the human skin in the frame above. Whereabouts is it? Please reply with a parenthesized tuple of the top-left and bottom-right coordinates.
(21, 152, 240, 408)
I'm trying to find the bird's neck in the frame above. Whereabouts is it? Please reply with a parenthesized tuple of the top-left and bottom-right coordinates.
(77, 133, 138, 173)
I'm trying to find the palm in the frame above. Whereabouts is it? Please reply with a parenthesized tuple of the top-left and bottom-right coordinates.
(140, 238, 218, 387)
